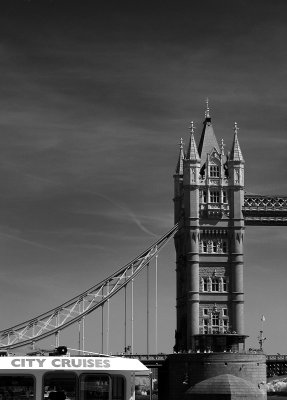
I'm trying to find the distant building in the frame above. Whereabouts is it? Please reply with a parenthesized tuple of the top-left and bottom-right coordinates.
(173, 102, 247, 352)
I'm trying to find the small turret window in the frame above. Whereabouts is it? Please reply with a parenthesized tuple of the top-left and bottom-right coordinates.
(210, 165, 220, 177)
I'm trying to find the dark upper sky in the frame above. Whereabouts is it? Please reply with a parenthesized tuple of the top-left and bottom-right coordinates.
(0, 0, 286, 354)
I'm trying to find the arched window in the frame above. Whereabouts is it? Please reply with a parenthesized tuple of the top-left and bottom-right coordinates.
(222, 278, 227, 292)
(211, 278, 219, 292)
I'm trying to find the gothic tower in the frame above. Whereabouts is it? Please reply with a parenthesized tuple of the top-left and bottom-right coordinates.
(173, 102, 247, 352)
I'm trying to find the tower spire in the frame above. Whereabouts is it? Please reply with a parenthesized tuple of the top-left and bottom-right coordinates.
(205, 97, 210, 118)
(197, 98, 219, 164)
(175, 137, 185, 174)
(230, 122, 244, 162)
(186, 121, 200, 161)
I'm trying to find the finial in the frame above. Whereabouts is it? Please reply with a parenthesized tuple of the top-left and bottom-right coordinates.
(189, 121, 195, 134)
(234, 122, 239, 134)
(179, 137, 183, 149)
(220, 138, 225, 155)
(205, 97, 210, 118)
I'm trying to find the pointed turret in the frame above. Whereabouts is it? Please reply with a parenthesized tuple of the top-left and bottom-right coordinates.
(186, 121, 200, 161)
(175, 138, 185, 174)
(198, 99, 220, 165)
(230, 122, 244, 162)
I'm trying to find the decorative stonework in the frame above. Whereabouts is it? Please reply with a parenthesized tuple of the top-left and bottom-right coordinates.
(199, 266, 226, 277)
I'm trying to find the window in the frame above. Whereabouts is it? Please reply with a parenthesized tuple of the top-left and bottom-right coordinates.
(212, 241, 217, 253)
(203, 279, 208, 292)
(203, 308, 209, 317)
(210, 165, 220, 177)
(210, 191, 220, 203)
(44, 372, 77, 400)
(222, 319, 229, 332)
(223, 191, 227, 203)
(211, 314, 219, 333)
(80, 374, 110, 400)
(222, 278, 227, 292)
(112, 376, 125, 400)
(135, 375, 150, 400)
(0, 375, 34, 400)
(202, 191, 207, 203)
(222, 241, 227, 253)
(222, 308, 228, 317)
(211, 279, 219, 292)
(203, 320, 209, 334)
(202, 241, 208, 253)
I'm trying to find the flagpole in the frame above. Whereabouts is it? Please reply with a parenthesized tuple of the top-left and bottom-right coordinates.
(258, 315, 266, 352)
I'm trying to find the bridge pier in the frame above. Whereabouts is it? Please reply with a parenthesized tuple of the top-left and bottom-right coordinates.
(158, 353, 267, 400)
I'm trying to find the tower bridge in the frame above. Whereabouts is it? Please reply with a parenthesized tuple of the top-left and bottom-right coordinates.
(0, 102, 286, 399)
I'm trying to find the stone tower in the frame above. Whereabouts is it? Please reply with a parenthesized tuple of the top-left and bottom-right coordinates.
(173, 102, 247, 352)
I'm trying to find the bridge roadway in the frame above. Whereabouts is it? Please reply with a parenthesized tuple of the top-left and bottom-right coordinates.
(123, 354, 287, 378)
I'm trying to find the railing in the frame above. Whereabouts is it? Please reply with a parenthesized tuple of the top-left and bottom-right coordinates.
(267, 355, 287, 362)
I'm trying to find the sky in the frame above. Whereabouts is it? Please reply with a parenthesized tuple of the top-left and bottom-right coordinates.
(0, 0, 286, 355)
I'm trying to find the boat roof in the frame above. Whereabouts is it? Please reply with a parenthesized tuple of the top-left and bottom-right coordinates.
(0, 356, 149, 372)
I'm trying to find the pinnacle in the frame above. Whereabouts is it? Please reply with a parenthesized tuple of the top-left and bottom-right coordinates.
(230, 122, 244, 162)
(186, 131, 200, 161)
(175, 138, 185, 174)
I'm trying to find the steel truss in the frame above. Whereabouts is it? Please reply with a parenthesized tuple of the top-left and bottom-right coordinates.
(0, 224, 178, 350)
(243, 194, 287, 225)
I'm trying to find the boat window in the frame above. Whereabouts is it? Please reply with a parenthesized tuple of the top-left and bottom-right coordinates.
(43, 372, 77, 400)
(0, 375, 35, 400)
(111, 376, 125, 400)
(80, 375, 110, 400)
(135, 375, 151, 400)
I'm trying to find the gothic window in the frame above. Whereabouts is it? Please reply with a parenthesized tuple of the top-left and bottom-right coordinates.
(211, 278, 219, 292)
(211, 314, 219, 333)
(223, 191, 227, 203)
(201, 240, 208, 253)
(222, 278, 227, 292)
(210, 191, 220, 203)
(203, 278, 208, 292)
(209, 165, 220, 178)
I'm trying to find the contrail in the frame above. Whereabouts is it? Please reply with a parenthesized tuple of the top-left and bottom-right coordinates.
(1, 160, 158, 238)
(0, 231, 60, 253)
(87, 191, 158, 238)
